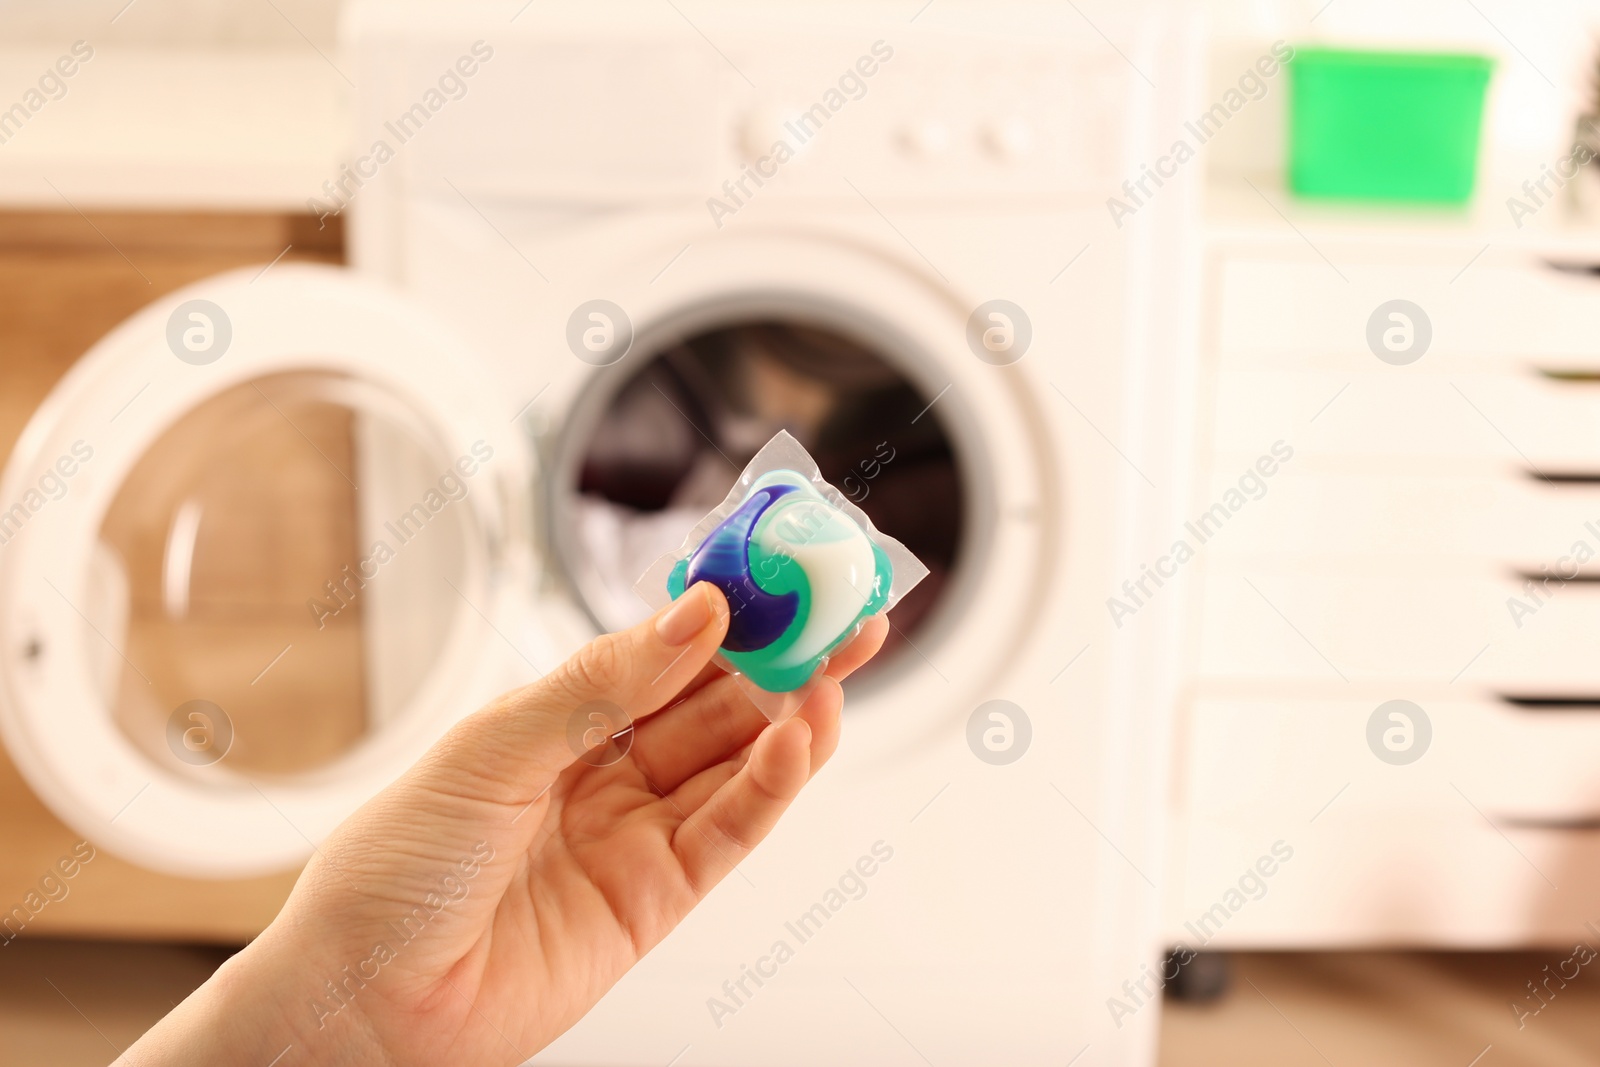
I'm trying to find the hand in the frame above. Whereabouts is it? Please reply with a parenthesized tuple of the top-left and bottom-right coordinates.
(124, 583, 888, 1066)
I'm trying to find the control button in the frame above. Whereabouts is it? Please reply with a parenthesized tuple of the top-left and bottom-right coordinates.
(898, 118, 952, 159)
(983, 116, 1034, 163)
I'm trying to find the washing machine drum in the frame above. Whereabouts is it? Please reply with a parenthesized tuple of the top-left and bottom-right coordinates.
(0, 265, 530, 878)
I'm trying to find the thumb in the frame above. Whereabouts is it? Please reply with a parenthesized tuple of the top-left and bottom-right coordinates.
(419, 582, 730, 802)
(544, 581, 731, 718)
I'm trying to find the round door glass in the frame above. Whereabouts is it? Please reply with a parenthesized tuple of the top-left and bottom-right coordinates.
(91, 371, 474, 779)
(561, 318, 967, 681)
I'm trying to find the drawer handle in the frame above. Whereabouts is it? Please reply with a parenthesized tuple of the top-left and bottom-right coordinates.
(1499, 694, 1600, 711)
(1542, 259, 1600, 276)
(1536, 367, 1600, 383)
(1523, 469, 1600, 484)
(1493, 814, 1600, 831)
(1511, 568, 1600, 583)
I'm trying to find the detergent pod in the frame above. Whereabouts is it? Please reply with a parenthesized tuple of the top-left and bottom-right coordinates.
(636, 430, 928, 721)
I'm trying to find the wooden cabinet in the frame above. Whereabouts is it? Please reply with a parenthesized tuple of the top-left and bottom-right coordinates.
(0, 211, 340, 943)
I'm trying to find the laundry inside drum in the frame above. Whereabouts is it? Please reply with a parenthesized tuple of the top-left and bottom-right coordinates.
(564, 319, 965, 682)
(91, 371, 472, 779)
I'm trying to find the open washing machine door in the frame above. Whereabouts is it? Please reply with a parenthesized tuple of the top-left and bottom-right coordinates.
(0, 264, 546, 878)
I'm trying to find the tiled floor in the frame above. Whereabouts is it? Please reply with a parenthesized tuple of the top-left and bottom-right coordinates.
(1160, 952, 1600, 1067)
(6, 942, 1600, 1065)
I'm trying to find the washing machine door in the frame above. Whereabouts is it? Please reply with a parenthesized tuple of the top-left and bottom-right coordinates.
(0, 264, 542, 878)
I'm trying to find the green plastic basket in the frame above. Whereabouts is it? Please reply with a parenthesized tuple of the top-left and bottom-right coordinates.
(1287, 47, 1493, 204)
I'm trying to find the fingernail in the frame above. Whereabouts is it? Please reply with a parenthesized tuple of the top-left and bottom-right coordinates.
(656, 584, 713, 645)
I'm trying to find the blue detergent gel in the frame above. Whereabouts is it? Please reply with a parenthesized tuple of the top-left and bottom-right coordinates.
(667, 469, 892, 692)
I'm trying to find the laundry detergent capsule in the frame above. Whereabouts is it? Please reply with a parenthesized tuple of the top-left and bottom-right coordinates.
(637, 430, 928, 720)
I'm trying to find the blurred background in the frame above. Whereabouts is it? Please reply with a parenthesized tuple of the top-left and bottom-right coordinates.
(6, 0, 1600, 1064)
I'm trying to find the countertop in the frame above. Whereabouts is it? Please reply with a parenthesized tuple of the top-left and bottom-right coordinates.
(0, 47, 348, 211)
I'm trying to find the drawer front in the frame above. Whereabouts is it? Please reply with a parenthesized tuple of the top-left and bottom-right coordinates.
(1168, 813, 1600, 947)
(1169, 699, 1600, 947)
(1184, 699, 1600, 822)
(1197, 465, 1600, 567)
(1197, 566, 1600, 693)
(1215, 255, 1600, 365)
(1213, 369, 1600, 468)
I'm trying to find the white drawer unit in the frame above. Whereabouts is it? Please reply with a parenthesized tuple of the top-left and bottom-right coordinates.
(1171, 228, 1600, 948)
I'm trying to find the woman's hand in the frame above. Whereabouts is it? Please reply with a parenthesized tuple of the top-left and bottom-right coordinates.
(125, 584, 887, 1066)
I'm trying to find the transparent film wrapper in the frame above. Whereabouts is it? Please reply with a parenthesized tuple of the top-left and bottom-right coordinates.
(635, 430, 929, 722)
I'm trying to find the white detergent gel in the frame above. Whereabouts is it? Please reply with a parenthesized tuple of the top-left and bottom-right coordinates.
(754, 495, 878, 669)
(636, 431, 928, 721)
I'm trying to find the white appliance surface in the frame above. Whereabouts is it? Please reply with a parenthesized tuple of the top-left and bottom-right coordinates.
(344, 3, 1204, 1064)
(0, 3, 1204, 1064)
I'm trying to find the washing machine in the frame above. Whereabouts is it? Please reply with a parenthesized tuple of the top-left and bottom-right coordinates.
(0, 1, 1203, 1063)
